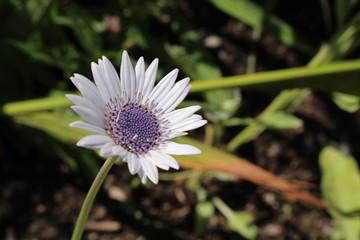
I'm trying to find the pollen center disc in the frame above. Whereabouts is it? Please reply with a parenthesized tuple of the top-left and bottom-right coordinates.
(105, 102, 161, 154)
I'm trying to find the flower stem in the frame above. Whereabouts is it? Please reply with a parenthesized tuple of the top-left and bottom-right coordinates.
(71, 156, 118, 240)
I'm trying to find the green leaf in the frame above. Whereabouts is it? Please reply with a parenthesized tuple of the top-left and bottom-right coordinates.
(226, 89, 310, 151)
(320, 146, 360, 213)
(259, 111, 303, 129)
(10, 38, 56, 66)
(209, 0, 314, 53)
(332, 92, 360, 113)
(335, 0, 358, 28)
(320, 146, 360, 240)
(310, 13, 360, 66)
(53, 7, 103, 56)
(26, 0, 52, 24)
(213, 197, 258, 239)
(195, 201, 215, 235)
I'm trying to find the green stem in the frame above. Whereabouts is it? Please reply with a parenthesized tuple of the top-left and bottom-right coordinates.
(71, 156, 118, 240)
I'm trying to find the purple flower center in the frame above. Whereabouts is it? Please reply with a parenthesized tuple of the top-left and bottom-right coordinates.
(105, 102, 161, 155)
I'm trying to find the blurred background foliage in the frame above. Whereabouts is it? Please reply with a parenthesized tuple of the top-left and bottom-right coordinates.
(1, 0, 360, 239)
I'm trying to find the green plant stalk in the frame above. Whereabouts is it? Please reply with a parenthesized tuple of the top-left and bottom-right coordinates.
(2, 58, 360, 116)
(190, 59, 360, 93)
(246, 27, 262, 74)
(2, 96, 72, 115)
(71, 156, 118, 240)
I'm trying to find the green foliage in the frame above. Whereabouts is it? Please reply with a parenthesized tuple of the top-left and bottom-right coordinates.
(259, 111, 303, 129)
(332, 92, 360, 113)
(335, 0, 358, 28)
(213, 197, 258, 239)
(223, 111, 303, 130)
(320, 146, 360, 240)
(227, 8, 360, 151)
(195, 201, 215, 235)
(209, 0, 314, 53)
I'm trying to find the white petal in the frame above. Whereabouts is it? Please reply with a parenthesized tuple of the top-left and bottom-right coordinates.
(66, 94, 86, 106)
(142, 58, 159, 102)
(137, 168, 147, 184)
(149, 150, 179, 170)
(135, 57, 145, 98)
(139, 156, 159, 184)
(170, 114, 203, 130)
(112, 146, 127, 158)
(101, 56, 121, 100)
(162, 106, 201, 123)
(127, 154, 141, 174)
(66, 94, 103, 113)
(70, 74, 105, 111)
(173, 119, 208, 132)
(145, 153, 170, 171)
(77, 135, 112, 149)
(148, 69, 178, 104)
(100, 142, 117, 157)
(120, 51, 136, 100)
(91, 62, 111, 102)
(71, 105, 104, 128)
(164, 141, 201, 155)
(163, 85, 191, 113)
(69, 121, 105, 135)
(156, 77, 189, 111)
(164, 131, 188, 140)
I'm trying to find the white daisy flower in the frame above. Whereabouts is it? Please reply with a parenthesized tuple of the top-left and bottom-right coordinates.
(67, 51, 207, 184)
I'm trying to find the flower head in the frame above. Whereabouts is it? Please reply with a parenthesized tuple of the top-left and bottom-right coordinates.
(67, 51, 207, 184)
